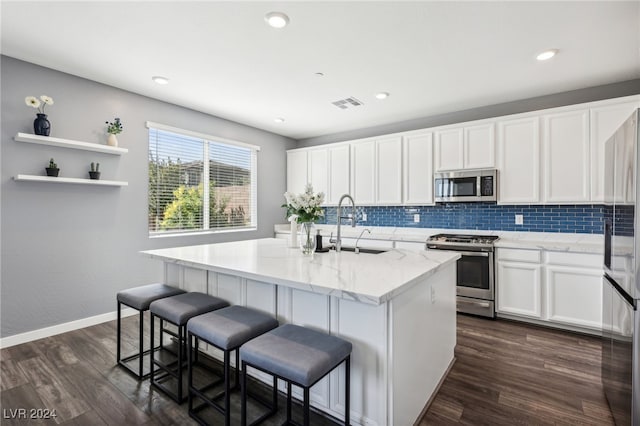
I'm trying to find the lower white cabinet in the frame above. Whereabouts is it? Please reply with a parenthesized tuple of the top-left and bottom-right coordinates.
(496, 247, 604, 333)
(497, 261, 542, 318)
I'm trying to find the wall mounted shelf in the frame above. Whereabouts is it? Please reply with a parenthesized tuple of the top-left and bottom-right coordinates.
(14, 133, 128, 155)
(13, 174, 128, 187)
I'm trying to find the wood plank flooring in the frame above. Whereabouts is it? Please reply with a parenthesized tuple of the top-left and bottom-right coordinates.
(1, 313, 613, 425)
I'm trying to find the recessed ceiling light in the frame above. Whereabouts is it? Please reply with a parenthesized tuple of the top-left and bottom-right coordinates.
(265, 12, 289, 29)
(536, 49, 558, 61)
(274, 117, 285, 123)
(375, 92, 390, 100)
(152, 76, 169, 85)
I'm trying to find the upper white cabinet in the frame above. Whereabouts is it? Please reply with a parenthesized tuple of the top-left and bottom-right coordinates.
(327, 144, 350, 205)
(590, 100, 640, 202)
(286, 150, 308, 195)
(308, 148, 328, 198)
(403, 132, 433, 205)
(497, 117, 540, 204)
(435, 123, 494, 171)
(542, 109, 590, 203)
(351, 137, 402, 205)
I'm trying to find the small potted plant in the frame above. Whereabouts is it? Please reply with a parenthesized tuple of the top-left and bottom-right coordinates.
(105, 117, 123, 147)
(88, 162, 100, 180)
(45, 158, 59, 177)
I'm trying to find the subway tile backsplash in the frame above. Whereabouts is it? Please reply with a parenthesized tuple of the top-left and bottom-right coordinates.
(321, 203, 609, 234)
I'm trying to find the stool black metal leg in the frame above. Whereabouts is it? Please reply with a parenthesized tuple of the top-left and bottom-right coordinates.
(345, 356, 350, 426)
(188, 332, 194, 413)
(286, 381, 292, 423)
(224, 350, 231, 426)
(138, 309, 144, 378)
(234, 349, 240, 390)
(116, 302, 121, 365)
(303, 387, 310, 426)
(241, 361, 247, 426)
(150, 313, 155, 384)
(177, 325, 184, 402)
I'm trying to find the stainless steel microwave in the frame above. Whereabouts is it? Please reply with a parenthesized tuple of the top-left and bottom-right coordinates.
(434, 169, 497, 202)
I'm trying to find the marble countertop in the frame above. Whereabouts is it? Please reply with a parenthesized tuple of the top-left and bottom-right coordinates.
(141, 238, 460, 305)
(275, 224, 605, 254)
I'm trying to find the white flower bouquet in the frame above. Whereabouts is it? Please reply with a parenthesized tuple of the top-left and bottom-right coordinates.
(283, 184, 325, 223)
(25, 95, 54, 114)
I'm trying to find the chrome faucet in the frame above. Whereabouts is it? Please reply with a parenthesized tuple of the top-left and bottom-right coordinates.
(332, 194, 356, 252)
(355, 229, 371, 254)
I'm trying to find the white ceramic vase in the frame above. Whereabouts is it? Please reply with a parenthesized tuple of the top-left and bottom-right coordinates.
(107, 133, 118, 147)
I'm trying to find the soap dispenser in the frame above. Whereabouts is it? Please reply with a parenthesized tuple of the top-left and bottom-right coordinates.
(315, 229, 323, 251)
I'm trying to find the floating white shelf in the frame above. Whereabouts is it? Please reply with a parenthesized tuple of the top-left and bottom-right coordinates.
(13, 174, 128, 187)
(14, 132, 128, 155)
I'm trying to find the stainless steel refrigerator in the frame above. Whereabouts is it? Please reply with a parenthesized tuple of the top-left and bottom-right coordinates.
(603, 109, 640, 426)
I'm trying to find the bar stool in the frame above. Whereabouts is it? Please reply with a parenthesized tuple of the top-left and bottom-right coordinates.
(149, 292, 229, 403)
(187, 306, 279, 426)
(116, 283, 186, 379)
(240, 324, 352, 426)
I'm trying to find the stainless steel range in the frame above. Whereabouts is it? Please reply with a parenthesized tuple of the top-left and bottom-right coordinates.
(426, 234, 499, 318)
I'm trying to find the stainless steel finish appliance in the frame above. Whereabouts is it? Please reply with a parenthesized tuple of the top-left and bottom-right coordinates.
(427, 234, 499, 318)
(434, 169, 497, 203)
(603, 109, 639, 426)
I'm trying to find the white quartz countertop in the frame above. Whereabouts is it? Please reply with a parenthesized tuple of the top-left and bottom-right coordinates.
(141, 238, 459, 305)
(275, 224, 605, 254)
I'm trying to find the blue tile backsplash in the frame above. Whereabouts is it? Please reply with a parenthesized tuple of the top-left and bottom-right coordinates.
(320, 203, 610, 234)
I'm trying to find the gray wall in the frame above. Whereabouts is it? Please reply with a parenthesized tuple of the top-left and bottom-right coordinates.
(0, 56, 296, 338)
(297, 79, 640, 147)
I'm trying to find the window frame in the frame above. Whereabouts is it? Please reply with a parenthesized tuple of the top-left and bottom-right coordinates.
(146, 121, 259, 238)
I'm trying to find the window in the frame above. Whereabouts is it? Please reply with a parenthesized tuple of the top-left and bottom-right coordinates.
(147, 122, 258, 236)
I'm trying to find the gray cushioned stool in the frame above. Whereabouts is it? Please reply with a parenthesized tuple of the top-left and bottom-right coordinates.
(187, 306, 279, 426)
(116, 283, 186, 380)
(240, 324, 352, 426)
(149, 292, 229, 403)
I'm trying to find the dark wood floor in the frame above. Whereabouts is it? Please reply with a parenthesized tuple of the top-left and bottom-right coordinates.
(1, 313, 613, 425)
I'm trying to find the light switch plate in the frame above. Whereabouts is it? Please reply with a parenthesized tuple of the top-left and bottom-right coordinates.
(413, 214, 420, 223)
(515, 214, 524, 225)
(362, 212, 367, 221)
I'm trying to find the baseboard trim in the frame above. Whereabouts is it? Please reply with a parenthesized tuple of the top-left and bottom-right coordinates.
(0, 307, 137, 349)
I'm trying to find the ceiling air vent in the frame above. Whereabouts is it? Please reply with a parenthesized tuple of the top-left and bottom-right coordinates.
(332, 97, 363, 110)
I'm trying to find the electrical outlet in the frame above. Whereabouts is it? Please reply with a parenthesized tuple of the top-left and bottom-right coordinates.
(430, 286, 436, 304)
(515, 214, 524, 225)
(362, 212, 367, 221)
(413, 214, 420, 223)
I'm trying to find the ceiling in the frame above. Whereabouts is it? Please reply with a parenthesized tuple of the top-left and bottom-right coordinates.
(2, 1, 639, 140)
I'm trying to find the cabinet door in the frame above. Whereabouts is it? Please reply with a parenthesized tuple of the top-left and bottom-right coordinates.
(286, 150, 308, 194)
(464, 123, 495, 169)
(497, 261, 542, 318)
(403, 132, 433, 204)
(351, 140, 376, 205)
(308, 148, 328, 202)
(590, 100, 640, 202)
(497, 117, 540, 203)
(376, 136, 402, 204)
(543, 109, 590, 203)
(327, 145, 350, 205)
(434, 128, 463, 171)
(546, 266, 602, 330)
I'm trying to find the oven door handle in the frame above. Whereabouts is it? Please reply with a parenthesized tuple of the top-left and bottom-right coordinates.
(458, 251, 490, 257)
(457, 299, 491, 309)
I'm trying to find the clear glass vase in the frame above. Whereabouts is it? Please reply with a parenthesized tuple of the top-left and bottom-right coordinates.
(299, 222, 316, 255)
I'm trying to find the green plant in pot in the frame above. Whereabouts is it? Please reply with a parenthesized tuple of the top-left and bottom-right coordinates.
(45, 158, 59, 177)
(89, 162, 100, 180)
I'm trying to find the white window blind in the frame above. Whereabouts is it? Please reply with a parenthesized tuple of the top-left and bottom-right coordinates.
(148, 124, 258, 235)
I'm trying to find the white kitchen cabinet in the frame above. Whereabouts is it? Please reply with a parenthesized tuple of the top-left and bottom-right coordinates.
(327, 144, 351, 205)
(435, 122, 494, 171)
(497, 260, 542, 318)
(286, 150, 308, 195)
(542, 109, 590, 203)
(376, 136, 403, 204)
(545, 265, 602, 330)
(351, 140, 376, 205)
(403, 132, 433, 205)
(590, 99, 640, 202)
(497, 116, 540, 204)
(308, 148, 328, 198)
(351, 137, 402, 205)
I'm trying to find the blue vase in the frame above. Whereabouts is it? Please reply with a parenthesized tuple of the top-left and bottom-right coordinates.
(34, 113, 50, 136)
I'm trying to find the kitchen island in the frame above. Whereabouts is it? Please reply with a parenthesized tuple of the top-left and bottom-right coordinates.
(142, 238, 459, 426)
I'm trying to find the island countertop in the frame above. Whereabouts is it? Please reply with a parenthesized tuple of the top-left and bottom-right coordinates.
(141, 237, 459, 305)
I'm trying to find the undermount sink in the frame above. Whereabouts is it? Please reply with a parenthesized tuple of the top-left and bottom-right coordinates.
(332, 246, 388, 254)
